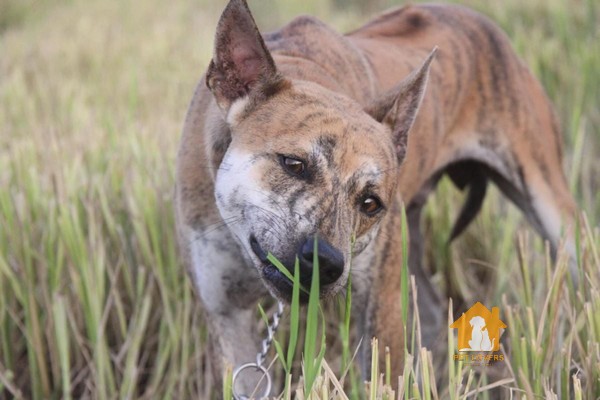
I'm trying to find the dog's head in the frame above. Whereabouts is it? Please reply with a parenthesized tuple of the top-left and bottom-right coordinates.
(469, 316, 486, 329)
(207, 0, 434, 302)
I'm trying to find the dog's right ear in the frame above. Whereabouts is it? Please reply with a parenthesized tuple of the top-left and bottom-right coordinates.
(207, 0, 285, 111)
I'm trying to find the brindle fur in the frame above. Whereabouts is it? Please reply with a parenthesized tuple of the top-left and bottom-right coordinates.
(176, 0, 576, 394)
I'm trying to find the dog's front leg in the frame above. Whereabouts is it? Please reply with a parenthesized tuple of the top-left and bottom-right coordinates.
(188, 232, 267, 396)
(204, 307, 263, 395)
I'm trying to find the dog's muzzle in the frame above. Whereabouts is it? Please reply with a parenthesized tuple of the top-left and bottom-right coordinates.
(250, 235, 344, 301)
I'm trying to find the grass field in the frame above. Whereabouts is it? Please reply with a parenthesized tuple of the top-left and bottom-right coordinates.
(1, 0, 599, 398)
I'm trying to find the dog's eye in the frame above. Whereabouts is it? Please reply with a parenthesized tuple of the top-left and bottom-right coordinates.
(280, 155, 306, 176)
(360, 196, 383, 216)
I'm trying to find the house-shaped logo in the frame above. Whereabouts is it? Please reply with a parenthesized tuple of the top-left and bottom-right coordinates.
(450, 302, 506, 352)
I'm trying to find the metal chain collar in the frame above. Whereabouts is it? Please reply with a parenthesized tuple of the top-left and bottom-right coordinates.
(232, 301, 285, 399)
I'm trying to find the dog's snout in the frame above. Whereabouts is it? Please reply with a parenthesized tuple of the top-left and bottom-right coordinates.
(299, 237, 344, 286)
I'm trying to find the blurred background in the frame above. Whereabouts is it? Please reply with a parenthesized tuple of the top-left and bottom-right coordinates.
(1, 0, 598, 398)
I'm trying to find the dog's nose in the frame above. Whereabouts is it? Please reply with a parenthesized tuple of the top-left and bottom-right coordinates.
(299, 237, 344, 286)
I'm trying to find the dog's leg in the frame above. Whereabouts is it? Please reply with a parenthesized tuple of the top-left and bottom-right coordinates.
(407, 199, 443, 350)
(441, 149, 578, 283)
(188, 231, 268, 396)
(494, 78, 578, 268)
(520, 172, 577, 263)
(350, 281, 371, 380)
(439, 125, 577, 275)
(515, 78, 579, 263)
(484, 149, 577, 269)
(354, 198, 408, 386)
(203, 309, 261, 395)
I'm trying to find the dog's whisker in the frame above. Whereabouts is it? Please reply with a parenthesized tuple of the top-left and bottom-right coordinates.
(245, 188, 292, 219)
(243, 200, 289, 235)
(198, 215, 241, 231)
(196, 217, 242, 238)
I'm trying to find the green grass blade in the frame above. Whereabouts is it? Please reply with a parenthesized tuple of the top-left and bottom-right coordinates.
(304, 236, 322, 394)
(286, 258, 301, 371)
(400, 204, 409, 347)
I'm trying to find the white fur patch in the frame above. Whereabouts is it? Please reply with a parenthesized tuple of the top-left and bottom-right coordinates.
(226, 96, 250, 126)
(532, 194, 561, 242)
(214, 147, 287, 257)
(190, 234, 227, 312)
(215, 148, 264, 219)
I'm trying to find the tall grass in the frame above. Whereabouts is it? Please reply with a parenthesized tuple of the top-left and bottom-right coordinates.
(0, 0, 599, 398)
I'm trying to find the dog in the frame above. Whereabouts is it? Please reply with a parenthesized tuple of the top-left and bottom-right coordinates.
(464, 316, 494, 351)
(175, 0, 577, 394)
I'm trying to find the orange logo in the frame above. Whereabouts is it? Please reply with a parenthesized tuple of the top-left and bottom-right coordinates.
(450, 302, 506, 352)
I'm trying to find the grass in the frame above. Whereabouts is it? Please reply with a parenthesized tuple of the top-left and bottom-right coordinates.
(0, 0, 599, 398)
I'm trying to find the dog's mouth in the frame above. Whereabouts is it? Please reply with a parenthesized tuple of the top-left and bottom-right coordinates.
(249, 235, 310, 303)
(250, 234, 269, 263)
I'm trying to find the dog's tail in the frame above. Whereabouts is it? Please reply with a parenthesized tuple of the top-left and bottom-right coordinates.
(445, 161, 489, 242)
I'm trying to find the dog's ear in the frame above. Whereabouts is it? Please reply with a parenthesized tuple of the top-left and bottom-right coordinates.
(207, 0, 285, 111)
(365, 48, 437, 162)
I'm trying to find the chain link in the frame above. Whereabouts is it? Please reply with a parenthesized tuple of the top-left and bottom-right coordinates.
(232, 300, 286, 400)
(256, 301, 285, 366)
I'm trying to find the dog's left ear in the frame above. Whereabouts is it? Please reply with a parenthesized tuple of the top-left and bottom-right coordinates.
(365, 48, 437, 162)
(207, 0, 285, 111)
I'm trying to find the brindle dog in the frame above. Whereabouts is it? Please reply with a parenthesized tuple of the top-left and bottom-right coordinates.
(175, 0, 576, 394)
